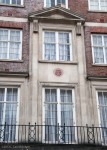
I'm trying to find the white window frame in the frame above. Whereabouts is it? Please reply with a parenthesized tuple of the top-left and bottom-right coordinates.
(0, 0, 23, 5)
(42, 87, 76, 143)
(0, 87, 20, 142)
(43, 31, 72, 61)
(0, 28, 22, 60)
(88, 0, 107, 11)
(44, 0, 68, 8)
(91, 34, 107, 64)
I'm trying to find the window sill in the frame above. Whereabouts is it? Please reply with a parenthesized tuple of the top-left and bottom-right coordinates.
(92, 64, 107, 66)
(88, 10, 107, 13)
(0, 3, 24, 8)
(0, 59, 23, 63)
(39, 60, 78, 65)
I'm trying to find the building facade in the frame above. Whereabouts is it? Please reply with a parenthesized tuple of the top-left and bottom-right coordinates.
(0, 0, 107, 148)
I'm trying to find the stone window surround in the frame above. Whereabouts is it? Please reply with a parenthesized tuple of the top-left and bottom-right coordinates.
(37, 23, 77, 63)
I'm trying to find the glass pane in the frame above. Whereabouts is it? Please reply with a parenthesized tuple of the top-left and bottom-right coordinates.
(45, 89, 57, 102)
(59, 33, 69, 44)
(44, 32, 55, 43)
(17, 0, 21, 4)
(104, 36, 107, 47)
(61, 104, 75, 143)
(61, 104, 73, 125)
(90, 0, 99, 10)
(101, 0, 107, 11)
(46, 0, 55, 7)
(59, 44, 70, 61)
(0, 103, 4, 124)
(0, 30, 8, 41)
(12, 0, 16, 4)
(0, 42, 8, 59)
(9, 42, 20, 59)
(57, 0, 65, 4)
(45, 44, 56, 60)
(93, 35, 102, 46)
(5, 103, 17, 124)
(105, 48, 107, 63)
(60, 90, 72, 103)
(98, 92, 107, 127)
(6, 88, 18, 102)
(94, 47, 104, 63)
(0, 88, 5, 101)
(45, 104, 57, 125)
(10, 31, 20, 42)
(45, 103, 57, 142)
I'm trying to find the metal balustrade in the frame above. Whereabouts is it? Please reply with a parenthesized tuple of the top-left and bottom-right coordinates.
(0, 123, 107, 145)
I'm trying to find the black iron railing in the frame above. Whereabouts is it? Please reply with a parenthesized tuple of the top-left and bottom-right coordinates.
(0, 123, 107, 145)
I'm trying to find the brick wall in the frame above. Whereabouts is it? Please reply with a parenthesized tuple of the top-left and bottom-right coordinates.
(0, 21, 29, 73)
(0, 0, 44, 18)
(69, 0, 107, 23)
(85, 26, 107, 77)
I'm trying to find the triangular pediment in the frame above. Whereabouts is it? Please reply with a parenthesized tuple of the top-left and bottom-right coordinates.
(28, 5, 85, 22)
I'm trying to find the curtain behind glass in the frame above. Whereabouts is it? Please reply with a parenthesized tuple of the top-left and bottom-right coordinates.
(98, 92, 107, 143)
(90, 0, 99, 10)
(0, 88, 18, 142)
(45, 89, 57, 142)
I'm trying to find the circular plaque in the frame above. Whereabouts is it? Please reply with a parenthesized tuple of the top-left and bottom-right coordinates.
(54, 68, 63, 77)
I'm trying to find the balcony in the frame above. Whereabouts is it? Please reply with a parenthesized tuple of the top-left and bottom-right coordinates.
(0, 123, 107, 146)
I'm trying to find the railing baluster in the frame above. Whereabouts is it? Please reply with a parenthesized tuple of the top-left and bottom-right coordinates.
(1, 124, 107, 146)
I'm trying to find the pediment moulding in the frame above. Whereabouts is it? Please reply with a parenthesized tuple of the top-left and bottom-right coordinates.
(28, 5, 85, 24)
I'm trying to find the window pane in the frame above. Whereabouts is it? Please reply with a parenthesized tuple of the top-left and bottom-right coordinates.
(45, 89, 57, 102)
(45, 44, 56, 60)
(0, 42, 8, 59)
(59, 33, 69, 44)
(59, 44, 70, 61)
(61, 104, 73, 125)
(90, 0, 99, 10)
(98, 92, 107, 127)
(94, 47, 104, 63)
(17, 0, 21, 4)
(46, 0, 55, 7)
(0, 103, 4, 124)
(93, 35, 102, 46)
(100, 0, 107, 11)
(0, 30, 8, 41)
(44, 32, 55, 43)
(12, 0, 16, 4)
(5, 103, 17, 124)
(45, 104, 57, 125)
(6, 88, 18, 102)
(57, 0, 65, 5)
(0, 29, 21, 60)
(10, 31, 20, 42)
(59, 33, 70, 61)
(0, 88, 5, 101)
(60, 90, 72, 103)
(9, 42, 20, 59)
(5, 0, 10, 4)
